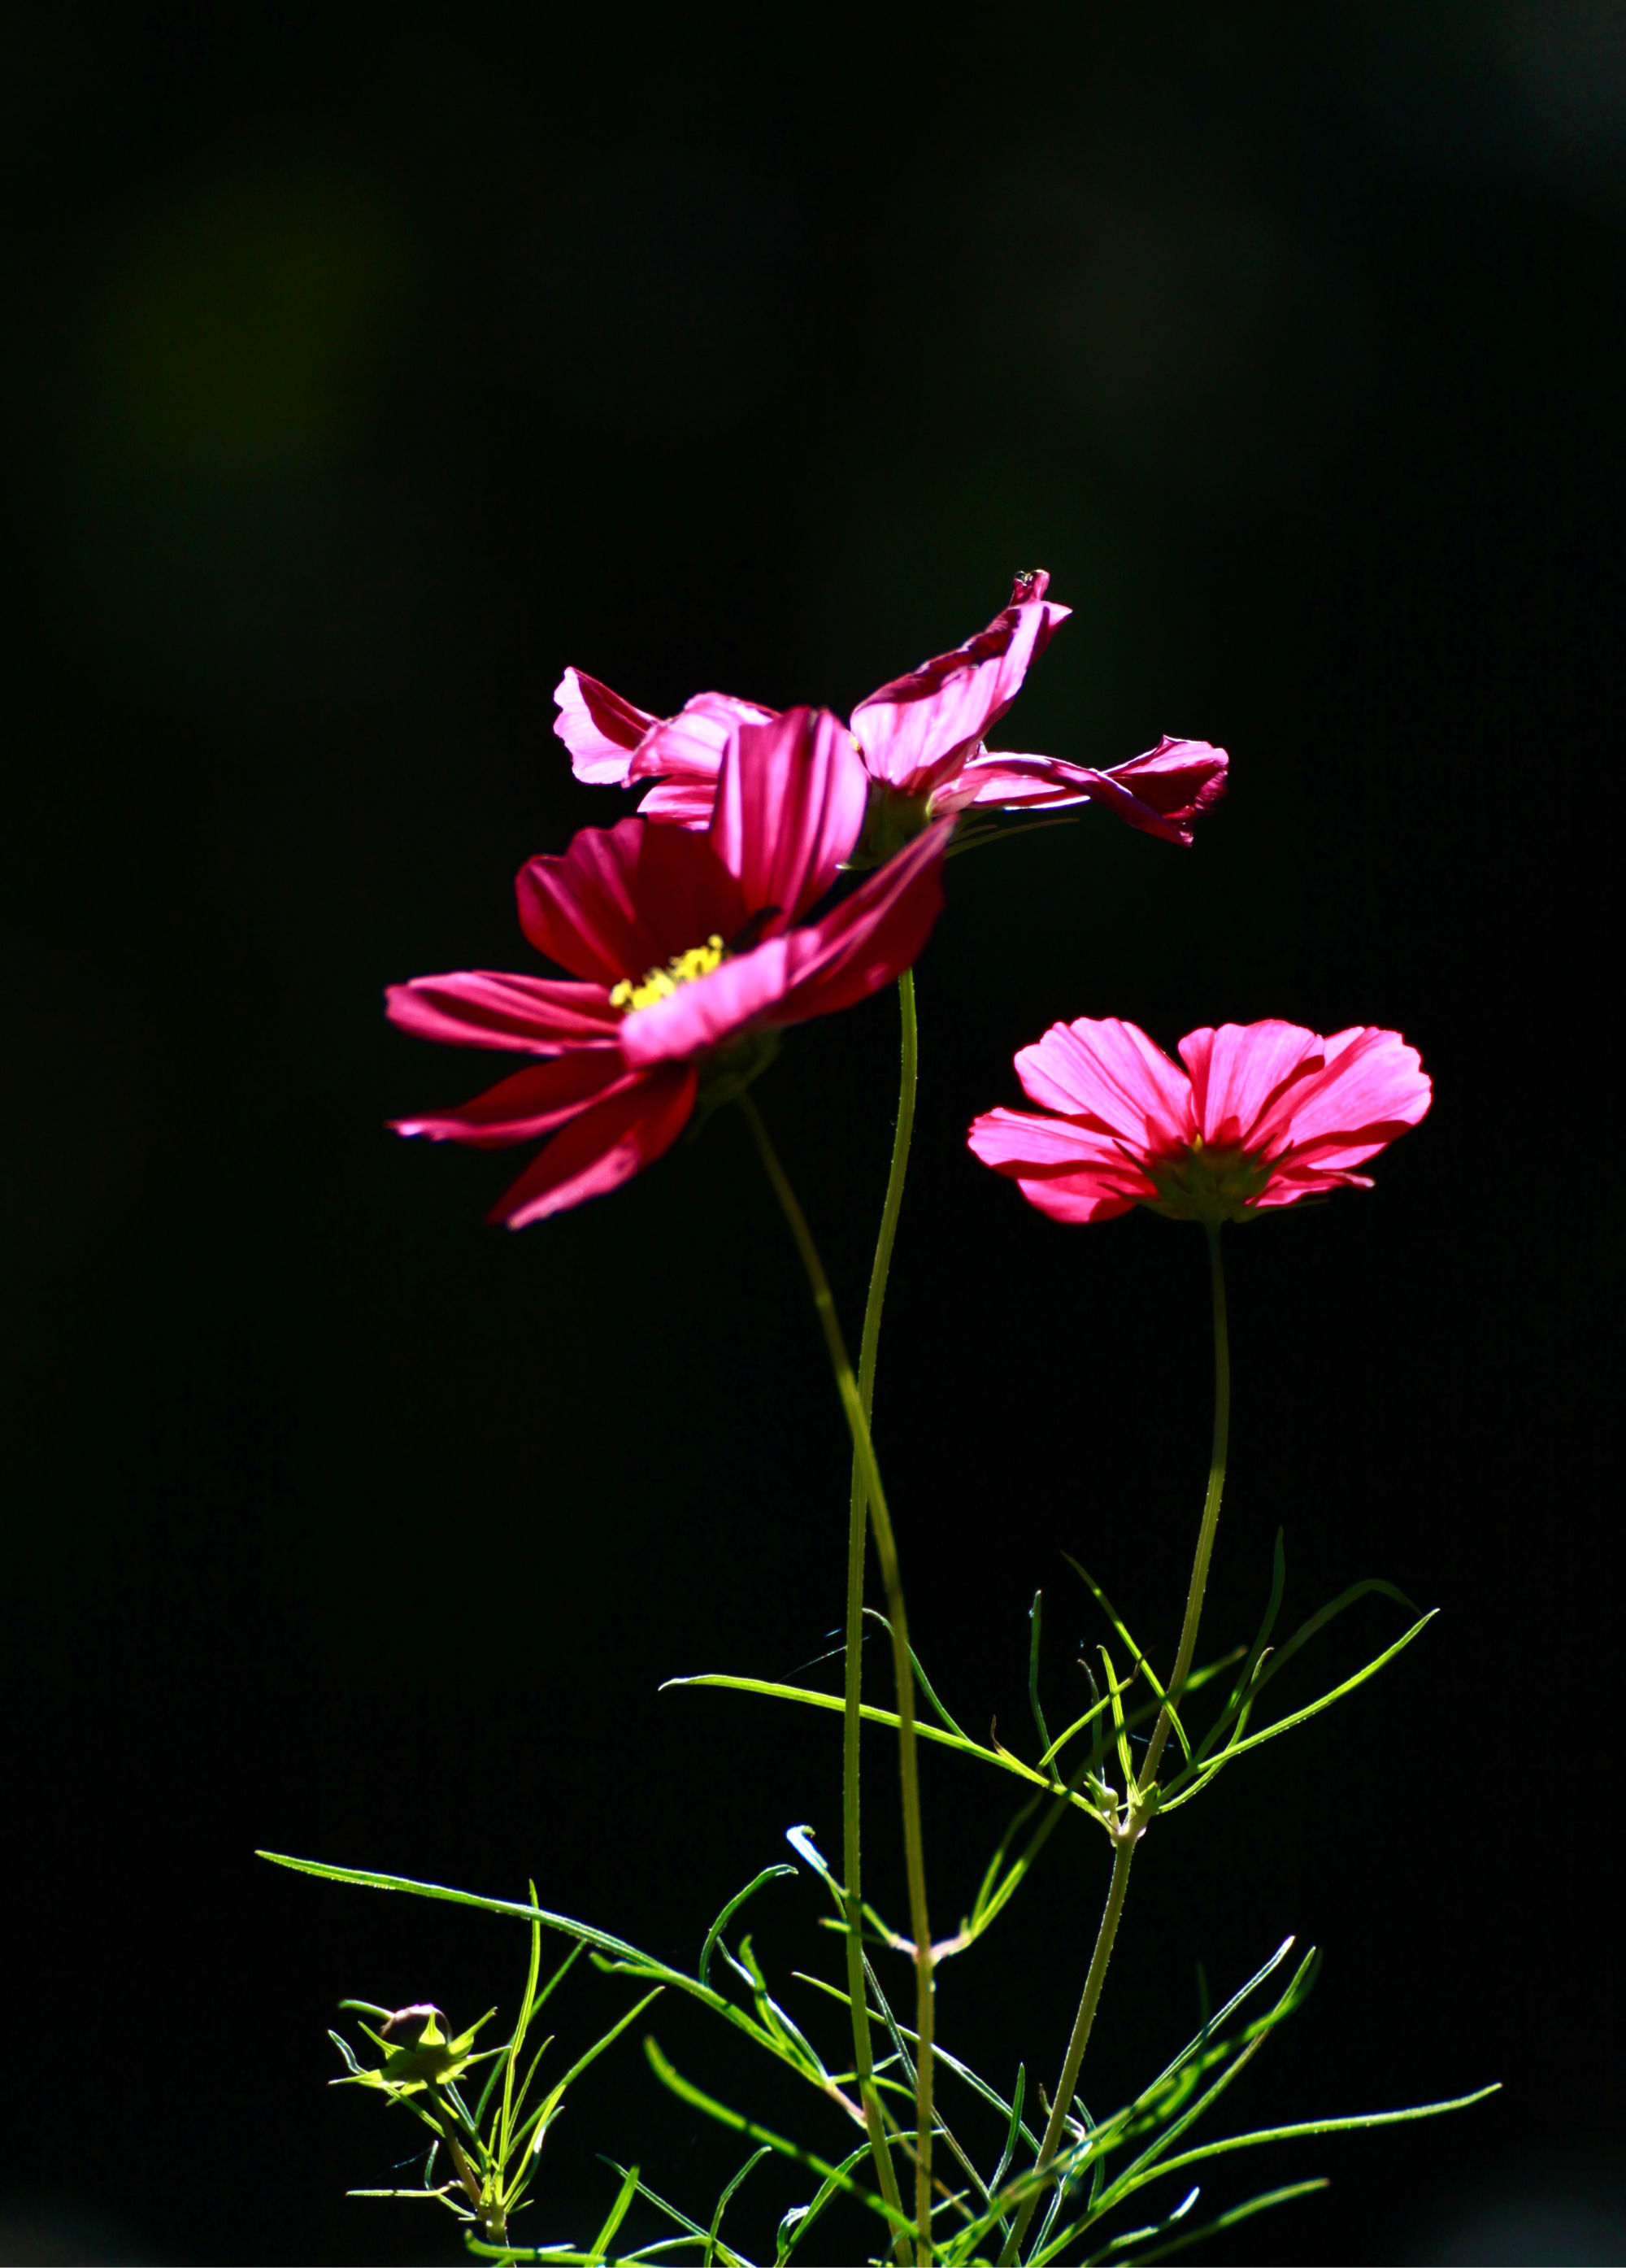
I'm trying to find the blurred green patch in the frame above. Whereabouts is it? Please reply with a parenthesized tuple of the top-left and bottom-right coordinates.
(86, 172, 406, 478)
(67, 172, 411, 696)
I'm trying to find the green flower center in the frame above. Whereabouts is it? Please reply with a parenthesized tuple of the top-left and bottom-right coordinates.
(1141, 1134, 1275, 1226)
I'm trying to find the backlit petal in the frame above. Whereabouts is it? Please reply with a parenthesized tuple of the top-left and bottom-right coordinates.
(709, 707, 870, 921)
(850, 572, 1070, 793)
(492, 1065, 698, 1227)
(1178, 1021, 1326, 1150)
(516, 817, 746, 984)
(1015, 1019, 1192, 1147)
(393, 1053, 637, 1147)
(385, 970, 620, 1053)
(624, 692, 776, 789)
(618, 822, 949, 1067)
(552, 668, 659, 783)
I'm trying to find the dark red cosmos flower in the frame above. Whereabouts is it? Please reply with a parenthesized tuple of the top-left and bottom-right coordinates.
(387, 708, 950, 1226)
(554, 572, 1228, 852)
(968, 1016, 1432, 1226)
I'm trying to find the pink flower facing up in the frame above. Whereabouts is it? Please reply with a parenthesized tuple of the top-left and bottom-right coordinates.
(968, 1017, 1432, 1228)
(554, 572, 1228, 859)
(387, 707, 950, 1226)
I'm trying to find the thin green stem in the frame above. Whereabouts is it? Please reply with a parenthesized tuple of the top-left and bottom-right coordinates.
(999, 1834, 1136, 2264)
(841, 970, 919, 2248)
(1139, 1226, 1230, 1795)
(738, 1088, 935, 2264)
(1004, 1225, 1232, 2264)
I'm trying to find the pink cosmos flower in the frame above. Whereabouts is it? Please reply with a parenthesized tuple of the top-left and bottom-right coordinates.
(387, 707, 950, 1226)
(554, 572, 1228, 854)
(967, 1016, 1431, 1226)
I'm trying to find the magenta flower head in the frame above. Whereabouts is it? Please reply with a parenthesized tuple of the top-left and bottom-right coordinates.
(387, 708, 950, 1226)
(554, 572, 1227, 857)
(968, 1016, 1431, 1228)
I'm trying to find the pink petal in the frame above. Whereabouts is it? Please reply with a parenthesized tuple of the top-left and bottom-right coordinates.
(624, 692, 777, 787)
(955, 739, 1227, 845)
(1107, 738, 1228, 826)
(637, 777, 724, 829)
(1014, 1019, 1193, 1148)
(709, 707, 870, 924)
(385, 970, 620, 1053)
(1178, 1022, 1327, 1150)
(850, 572, 1070, 794)
(1251, 1166, 1376, 1208)
(618, 822, 949, 1068)
(1012, 1176, 1143, 1224)
(393, 1053, 637, 1147)
(553, 668, 659, 784)
(516, 817, 747, 985)
(1252, 1027, 1433, 1160)
(491, 1064, 698, 1227)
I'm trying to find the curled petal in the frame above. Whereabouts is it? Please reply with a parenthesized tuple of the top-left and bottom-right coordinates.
(850, 572, 1070, 794)
(553, 668, 659, 784)
(385, 970, 620, 1054)
(710, 707, 870, 922)
(491, 1064, 698, 1227)
(516, 817, 746, 984)
(393, 1053, 639, 1147)
(957, 738, 1228, 844)
(624, 692, 776, 790)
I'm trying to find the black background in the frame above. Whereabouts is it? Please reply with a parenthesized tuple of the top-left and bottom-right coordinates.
(6, 7, 1620, 2263)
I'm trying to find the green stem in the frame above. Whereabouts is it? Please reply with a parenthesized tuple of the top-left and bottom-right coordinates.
(841, 971, 919, 2248)
(1139, 1225, 1230, 1795)
(1003, 1225, 1232, 2265)
(999, 1835, 1136, 2264)
(739, 1086, 935, 2265)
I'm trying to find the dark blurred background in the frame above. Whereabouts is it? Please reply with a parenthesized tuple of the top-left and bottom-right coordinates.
(5, 5, 1620, 2262)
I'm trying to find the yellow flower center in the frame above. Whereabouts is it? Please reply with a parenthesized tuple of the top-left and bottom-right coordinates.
(609, 935, 726, 1012)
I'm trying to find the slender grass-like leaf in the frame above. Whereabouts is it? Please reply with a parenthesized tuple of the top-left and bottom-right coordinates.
(1034, 1696, 1114, 1776)
(261, 1852, 824, 2087)
(1158, 1613, 1436, 1811)
(1028, 1591, 1055, 1759)
(642, 2037, 915, 2248)
(1094, 1948, 1323, 2210)
(606, 2163, 753, 2268)
(795, 1970, 1044, 2165)
(776, 2144, 872, 2262)
(860, 1605, 972, 1740)
(699, 1867, 799, 1991)
(1186, 1576, 1419, 1773)
(1133, 2177, 1328, 2264)
(1125, 1937, 1298, 2117)
(1063, 1556, 1191, 1768)
(1098, 1646, 1137, 1788)
(664, 1678, 1063, 1796)
(784, 1827, 846, 1919)
(586, 2160, 641, 2265)
(1069, 2182, 1198, 2265)
(513, 1991, 664, 2157)
(983, 2062, 1025, 2243)
(1197, 1530, 1287, 1768)
(705, 2148, 772, 2268)
(1111, 2084, 1499, 2201)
